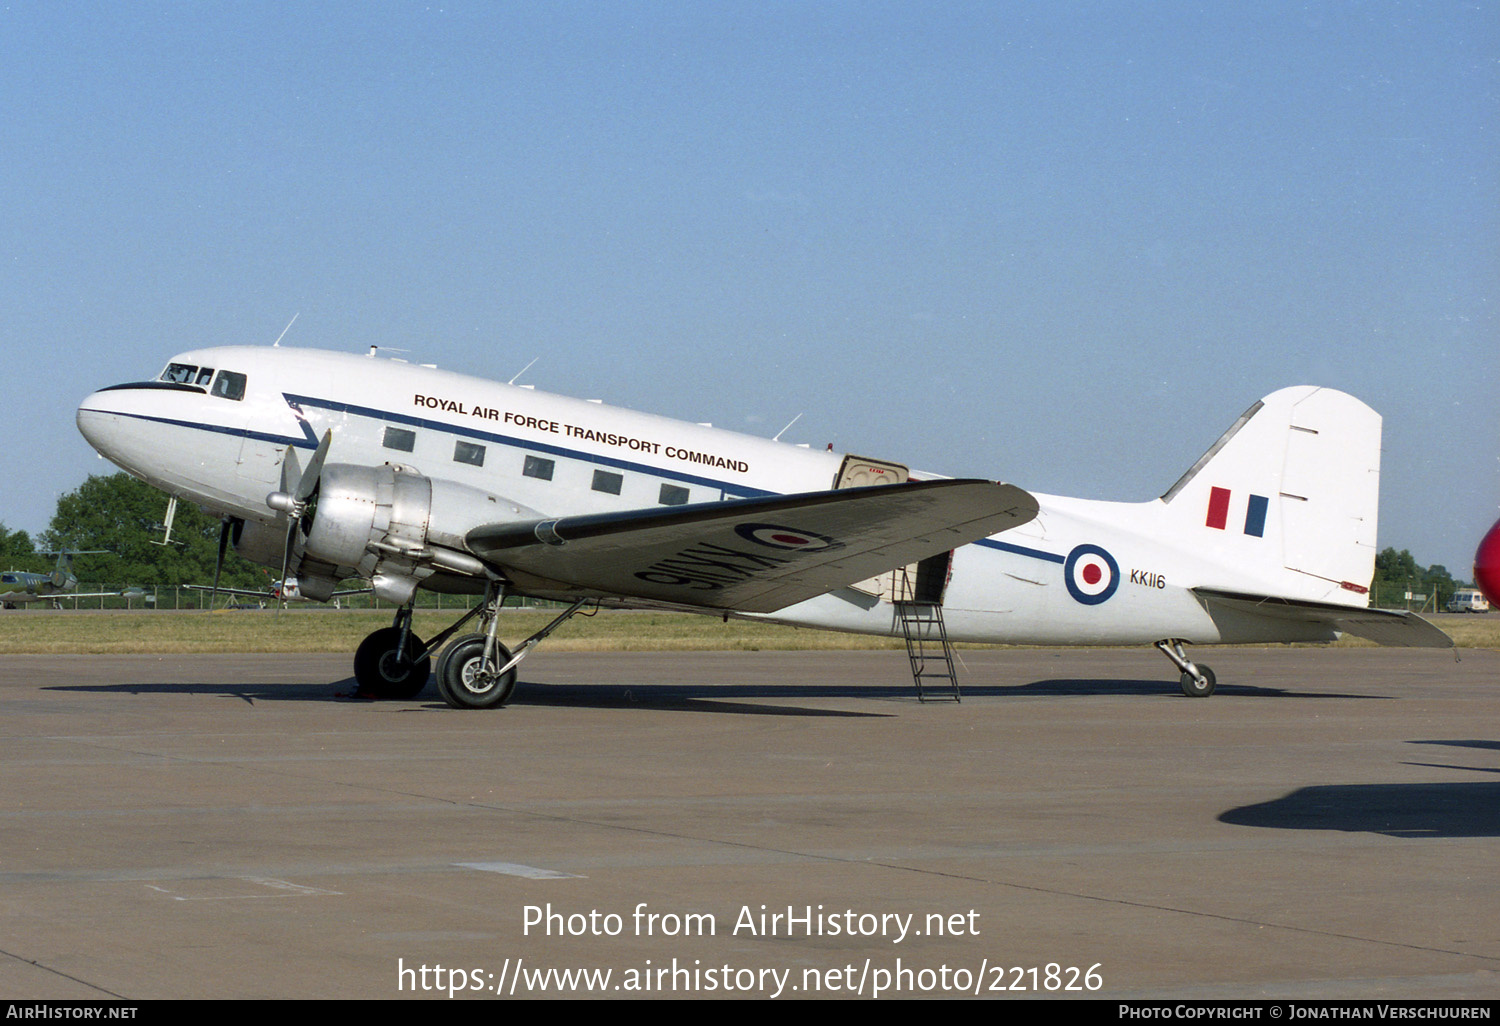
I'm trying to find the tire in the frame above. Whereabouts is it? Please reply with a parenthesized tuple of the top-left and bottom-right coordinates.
(436, 634, 518, 709)
(1180, 664, 1216, 698)
(352, 627, 431, 699)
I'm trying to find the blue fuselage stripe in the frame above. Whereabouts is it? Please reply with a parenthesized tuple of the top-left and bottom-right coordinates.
(972, 538, 1067, 564)
(81, 393, 778, 499)
(84, 392, 1072, 568)
(281, 392, 777, 498)
(77, 408, 304, 449)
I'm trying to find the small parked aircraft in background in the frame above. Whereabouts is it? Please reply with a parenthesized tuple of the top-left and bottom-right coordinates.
(185, 574, 371, 607)
(0, 551, 145, 609)
(75, 345, 1449, 705)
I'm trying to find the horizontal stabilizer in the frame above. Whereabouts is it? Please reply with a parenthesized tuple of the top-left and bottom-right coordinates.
(1194, 588, 1454, 648)
(468, 480, 1038, 613)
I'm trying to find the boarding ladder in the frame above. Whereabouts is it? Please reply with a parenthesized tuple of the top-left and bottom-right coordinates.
(891, 566, 961, 702)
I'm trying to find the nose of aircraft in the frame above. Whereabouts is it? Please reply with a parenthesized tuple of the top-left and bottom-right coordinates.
(76, 384, 150, 476)
(76, 387, 123, 462)
(77, 379, 256, 518)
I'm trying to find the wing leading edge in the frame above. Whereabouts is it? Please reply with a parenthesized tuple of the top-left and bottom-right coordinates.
(467, 480, 1038, 613)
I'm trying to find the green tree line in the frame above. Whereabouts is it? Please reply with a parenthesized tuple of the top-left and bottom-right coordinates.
(1369, 547, 1463, 612)
(3, 474, 272, 591)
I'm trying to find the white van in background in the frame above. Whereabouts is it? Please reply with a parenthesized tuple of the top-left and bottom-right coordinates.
(1446, 588, 1491, 613)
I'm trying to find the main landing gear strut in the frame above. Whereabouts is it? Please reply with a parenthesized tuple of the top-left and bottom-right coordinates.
(1155, 639, 1216, 697)
(350, 583, 590, 708)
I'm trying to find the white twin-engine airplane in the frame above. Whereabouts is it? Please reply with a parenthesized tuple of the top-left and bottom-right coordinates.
(76, 345, 1450, 707)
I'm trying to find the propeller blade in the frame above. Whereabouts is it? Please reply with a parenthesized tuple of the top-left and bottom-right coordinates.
(279, 443, 303, 495)
(279, 516, 297, 597)
(296, 430, 333, 502)
(265, 431, 329, 518)
(211, 519, 231, 610)
(268, 431, 331, 597)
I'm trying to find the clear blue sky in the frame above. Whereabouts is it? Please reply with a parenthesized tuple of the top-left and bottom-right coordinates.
(3, 1, 1495, 575)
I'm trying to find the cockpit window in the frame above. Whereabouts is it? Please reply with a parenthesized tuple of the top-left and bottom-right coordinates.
(211, 370, 247, 401)
(161, 363, 199, 384)
(196, 367, 214, 386)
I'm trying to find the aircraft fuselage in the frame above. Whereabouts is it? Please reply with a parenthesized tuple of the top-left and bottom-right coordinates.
(77, 346, 1367, 649)
(0, 570, 74, 606)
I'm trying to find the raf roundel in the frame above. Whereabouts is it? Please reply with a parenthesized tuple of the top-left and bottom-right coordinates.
(1063, 544, 1120, 605)
(733, 523, 843, 553)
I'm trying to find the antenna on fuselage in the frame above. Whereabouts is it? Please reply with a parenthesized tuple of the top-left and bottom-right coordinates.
(272, 313, 299, 347)
(772, 412, 804, 442)
(508, 357, 539, 385)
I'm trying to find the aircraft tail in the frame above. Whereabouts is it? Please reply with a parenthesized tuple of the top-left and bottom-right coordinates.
(44, 549, 106, 572)
(40, 549, 107, 582)
(1160, 386, 1380, 606)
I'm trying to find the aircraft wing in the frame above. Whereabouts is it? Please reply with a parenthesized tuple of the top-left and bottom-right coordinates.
(184, 585, 274, 598)
(183, 584, 373, 599)
(1193, 588, 1454, 648)
(467, 480, 1038, 613)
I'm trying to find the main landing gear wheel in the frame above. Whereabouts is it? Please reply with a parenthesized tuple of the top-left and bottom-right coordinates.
(353, 627, 431, 699)
(1180, 664, 1216, 698)
(436, 633, 518, 709)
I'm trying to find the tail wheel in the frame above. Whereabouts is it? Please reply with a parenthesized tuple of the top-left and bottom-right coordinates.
(436, 634, 519, 709)
(353, 627, 431, 699)
(1180, 664, 1216, 698)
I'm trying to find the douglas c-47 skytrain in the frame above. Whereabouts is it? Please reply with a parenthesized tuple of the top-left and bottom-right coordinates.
(75, 345, 1451, 707)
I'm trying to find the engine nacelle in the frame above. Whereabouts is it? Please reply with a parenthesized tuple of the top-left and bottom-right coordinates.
(296, 464, 538, 604)
(231, 518, 287, 567)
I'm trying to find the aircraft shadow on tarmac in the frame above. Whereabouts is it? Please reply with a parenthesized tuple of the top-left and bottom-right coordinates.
(1220, 751, 1500, 839)
(49, 673, 1382, 712)
(1005, 679, 1383, 700)
(48, 681, 353, 705)
(506, 677, 1382, 706)
(48, 679, 897, 717)
(1399, 738, 1500, 777)
(506, 681, 896, 717)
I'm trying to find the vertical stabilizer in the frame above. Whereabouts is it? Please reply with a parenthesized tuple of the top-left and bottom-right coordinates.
(1161, 387, 1380, 604)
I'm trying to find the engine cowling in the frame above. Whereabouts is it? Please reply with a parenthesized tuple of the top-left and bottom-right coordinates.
(232, 518, 286, 567)
(288, 463, 537, 604)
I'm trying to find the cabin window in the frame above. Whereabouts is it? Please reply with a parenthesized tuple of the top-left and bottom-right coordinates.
(592, 469, 623, 495)
(210, 370, 246, 401)
(659, 483, 689, 506)
(383, 426, 416, 453)
(454, 440, 486, 467)
(523, 455, 554, 481)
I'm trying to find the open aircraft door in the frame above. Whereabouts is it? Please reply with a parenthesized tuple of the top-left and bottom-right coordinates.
(835, 455, 953, 605)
